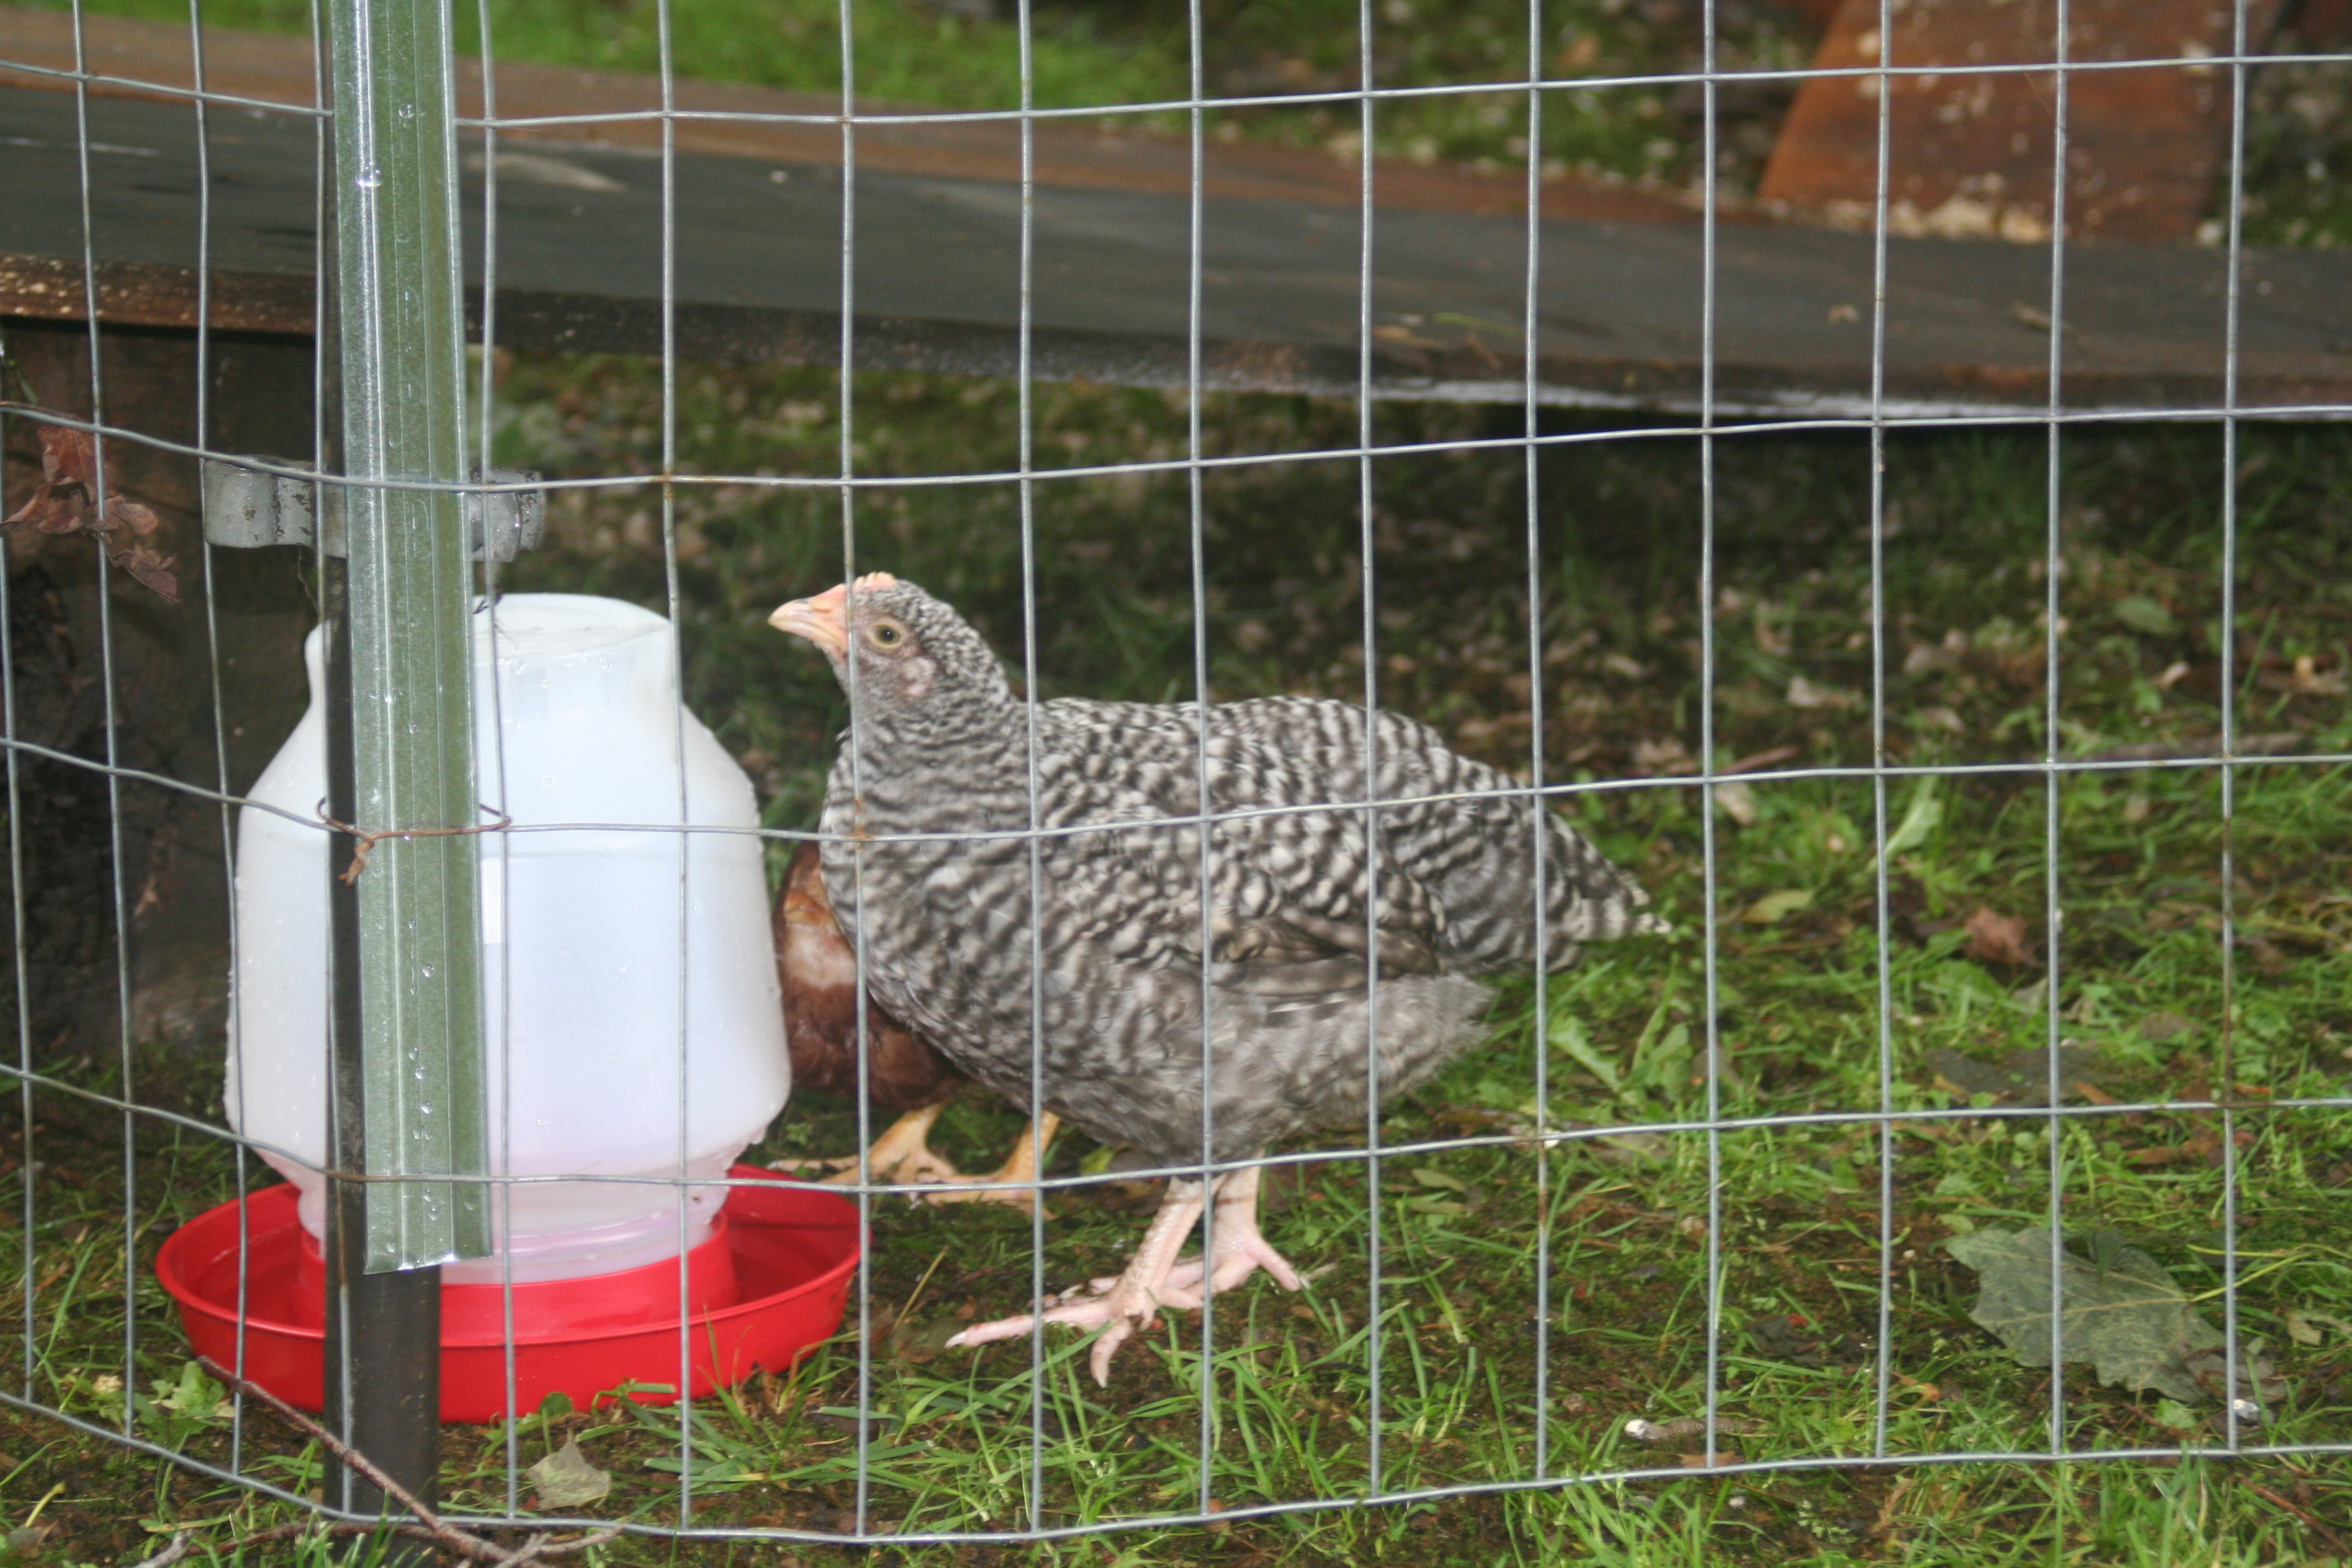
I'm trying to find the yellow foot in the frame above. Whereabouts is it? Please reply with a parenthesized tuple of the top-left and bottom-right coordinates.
(774, 1104, 966, 1188)
(919, 1113, 1062, 1218)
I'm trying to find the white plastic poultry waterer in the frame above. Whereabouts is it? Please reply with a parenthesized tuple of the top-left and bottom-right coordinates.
(225, 593, 789, 1283)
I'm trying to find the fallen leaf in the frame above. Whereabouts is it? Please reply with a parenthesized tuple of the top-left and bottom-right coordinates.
(2, 413, 178, 602)
(1714, 780, 1759, 827)
(2138, 1011, 2195, 1043)
(1408, 1166, 1469, 1192)
(2285, 1309, 2352, 1345)
(1944, 1227, 2244, 1405)
(5, 485, 84, 532)
(525, 1435, 610, 1508)
(1592, 1131, 1669, 1166)
(2111, 595, 2178, 636)
(1632, 736, 1695, 774)
(110, 497, 161, 538)
(108, 543, 180, 604)
(1785, 674, 1857, 709)
(1963, 906, 2036, 966)
(1740, 888, 1814, 926)
(1921, 1044, 2112, 1107)
(1623, 1414, 1763, 1444)
(36, 423, 99, 489)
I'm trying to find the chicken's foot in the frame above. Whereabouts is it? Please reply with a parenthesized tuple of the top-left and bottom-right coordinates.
(949, 1177, 1208, 1384)
(770, 1103, 967, 1188)
(1136, 1164, 1305, 1307)
(949, 1164, 1303, 1384)
(917, 1111, 1062, 1217)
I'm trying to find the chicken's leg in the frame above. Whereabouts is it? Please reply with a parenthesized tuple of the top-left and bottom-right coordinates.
(917, 1111, 1062, 1217)
(949, 1177, 1208, 1384)
(777, 1107, 1060, 1211)
(770, 1103, 967, 1187)
(948, 1163, 1305, 1384)
(1141, 1164, 1305, 1307)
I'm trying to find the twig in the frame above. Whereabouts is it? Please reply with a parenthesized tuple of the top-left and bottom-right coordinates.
(195, 1357, 621, 1565)
(314, 801, 512, 885)
(2082, 732, 2305, 764)
(1724, 744, 1803, 774)
(197, 1356, 461, 1548)
(127, 1533, 191, 1568)
(2243, 1481, 2348, 1557)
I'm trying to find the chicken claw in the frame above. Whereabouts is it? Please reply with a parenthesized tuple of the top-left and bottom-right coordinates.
(947, 1166, 1302, 1384)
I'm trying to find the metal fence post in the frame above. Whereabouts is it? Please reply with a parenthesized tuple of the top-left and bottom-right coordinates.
(316, 0, 491, 1528)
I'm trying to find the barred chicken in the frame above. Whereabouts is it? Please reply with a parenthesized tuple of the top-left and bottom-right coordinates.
(772, 574, 1662, 1382)
(774, 839, 1058, 1212)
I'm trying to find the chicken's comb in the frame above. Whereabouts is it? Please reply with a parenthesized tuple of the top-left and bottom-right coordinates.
(851, 572, 900, 593)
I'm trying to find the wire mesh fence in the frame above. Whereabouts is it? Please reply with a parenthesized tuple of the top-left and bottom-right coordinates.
(1, 0, 2350, 1558)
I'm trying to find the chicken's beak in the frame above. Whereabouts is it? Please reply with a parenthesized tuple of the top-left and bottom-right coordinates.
(770, 583, 850, 656)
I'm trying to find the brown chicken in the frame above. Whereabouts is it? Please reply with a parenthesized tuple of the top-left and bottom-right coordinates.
(774, 840, 1057, 1213)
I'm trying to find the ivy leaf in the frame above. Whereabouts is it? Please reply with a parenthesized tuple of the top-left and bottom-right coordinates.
(1945, 1227, 2221, 1403)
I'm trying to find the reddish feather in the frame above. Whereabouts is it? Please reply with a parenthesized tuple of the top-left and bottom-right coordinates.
(775, 840, 962, 1111)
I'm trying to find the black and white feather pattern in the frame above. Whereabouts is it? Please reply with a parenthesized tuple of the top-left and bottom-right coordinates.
(807, 578, 1664, 1169)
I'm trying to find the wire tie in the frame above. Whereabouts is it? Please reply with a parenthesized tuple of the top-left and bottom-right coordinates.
(315, 800, 513, 885)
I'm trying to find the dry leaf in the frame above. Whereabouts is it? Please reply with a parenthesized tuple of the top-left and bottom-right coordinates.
(6, 486, 84, 532)
(1714, 779, 1759, 826)
(109, 543, 180, 604)
(525, 1435, 611, 1508)
(1785, 674, 1857, 709)
(110, 498, 161, 538)
(37, 423, 99, 489)
(1963, 906, 2035, 966)
(3, 414, 178, 603)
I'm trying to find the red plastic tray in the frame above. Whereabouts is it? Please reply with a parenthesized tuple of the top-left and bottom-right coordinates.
(156, 1165, 858, 1423)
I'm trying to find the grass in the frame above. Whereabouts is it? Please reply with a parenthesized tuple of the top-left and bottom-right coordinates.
(28, 0, 2352, 242)
(3, 358, 2350, 1562)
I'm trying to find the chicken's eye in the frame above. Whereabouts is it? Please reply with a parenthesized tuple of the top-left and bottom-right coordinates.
(867, 621, 906, 649)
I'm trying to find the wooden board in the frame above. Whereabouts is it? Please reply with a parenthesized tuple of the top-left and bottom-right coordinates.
(1761, 0, 2285, 243)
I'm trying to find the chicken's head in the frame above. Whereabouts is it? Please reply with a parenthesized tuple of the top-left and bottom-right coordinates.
(770, 573, 1009, 721)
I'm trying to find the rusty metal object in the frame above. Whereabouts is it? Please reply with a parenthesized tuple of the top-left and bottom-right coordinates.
(1760, 0, 2286, 243)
